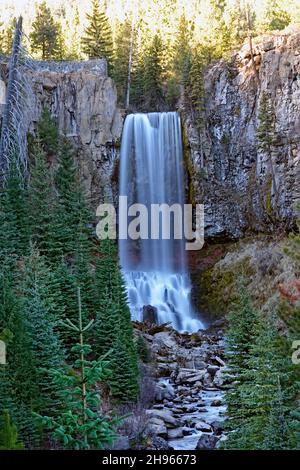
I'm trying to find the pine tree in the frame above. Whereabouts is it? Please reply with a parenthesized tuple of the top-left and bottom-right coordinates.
(82, 0, 114, 73)
(0, 269, 19, 341)
(28, 140, 62, 261)
(0, 319, 17, 421)
(0, 410, 24, 450)
(37, 108, 59, 156)
(94, 239, 139, 402)
(0, 18, 16, 55)
(226, 0, 248, 46)
(0, 22, 4, 55)
(19, 247, 64, 415)
(188, 46, 206, 130)
(113, 18, 134, 106)
(0, 279, 37, 448)
(257, 92, 277, 154)
(54, 23, 67, 60)
(37, 288, 117, 450)
(67, 6, 82, 60)
(263, 377, 291, 450)
(30, 1, 60, 60)
(279, 206, 300, 448)
(224, 308, 295, 450)
(55, 136, 93, 260)
(262, 0, 291, 31)
(0, 164, 29, 261)
(136, 334, 151, 363)
(223, 291, 261, 442)
(130, 54, 145, 110)
(173, 15, 192, 90)
(143, 34, 164, 111)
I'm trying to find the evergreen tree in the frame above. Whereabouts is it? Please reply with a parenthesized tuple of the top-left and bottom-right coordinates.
(55, 136, 93, 260)
(226, 0, 249, 46)
(0, 279, 37, 447)
(0, 17, 16, 55)
(136, 334, 151, 363)
(28, 140, 62, 261)
(37, 288, 117, 449)
(113, 18, 134, 106)
(0, 410, 24, 450)
(94, 239, 139, 402)
(36, 108, 59, 156)
(82, 0, 114, 73)
(0, 319, 17, 420)
(223, 291, 261, 438)
(143, 34, 164, 111)
(130, 53, 145, 110)
(54, 23, 67, 60)
(19, 247, 64, 415)
(0, 22, 4, 55)
(257, 92, 277, 154)
(224, 302, 296, 450)
(263, 377, 291, 450)
(188, 46, 206, 130)
(0, 164, 29, 261)
(173, 15, 192, 90)
(30, 1, 60, 60)
(262, 0, 291, 31)
(67, 6, 82, 60)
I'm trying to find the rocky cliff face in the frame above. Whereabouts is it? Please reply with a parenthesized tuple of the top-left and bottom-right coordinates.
(183, 30, 300, 241)
(1, 33, 299, 238)
(0, 59, 123, 205)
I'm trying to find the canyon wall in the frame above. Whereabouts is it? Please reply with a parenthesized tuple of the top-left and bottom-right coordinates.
(1, 31, 299, 239)
(183, 30, 300, 240)
(0, 59, 123, 205)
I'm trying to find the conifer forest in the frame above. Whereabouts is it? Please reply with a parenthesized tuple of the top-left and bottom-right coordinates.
(0, 0, 299, 459)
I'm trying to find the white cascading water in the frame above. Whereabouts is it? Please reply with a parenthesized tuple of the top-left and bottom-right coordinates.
(119, 112, 204, 332)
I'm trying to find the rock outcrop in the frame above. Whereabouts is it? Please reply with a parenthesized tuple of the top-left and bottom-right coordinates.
(183, 30, 300, 241)
(0, 59, 123, 205)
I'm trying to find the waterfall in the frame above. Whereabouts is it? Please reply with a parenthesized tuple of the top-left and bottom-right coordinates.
(119, 112, 204, 332)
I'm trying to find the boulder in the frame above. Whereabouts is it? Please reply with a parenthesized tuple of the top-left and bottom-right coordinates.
(213, 367, 234, 387)
(147, 409, 181, 428)
(194, 421, 213, 432)
(207, 365, 220, 377)
(155, 380, 175, 402)
(196, 434, 219, 450)
(182, 427, 195, 436)
(203, 372, 214, 388)
(151, 436, 170, 450)
(167, 428, 184, 439)
(157, 363, 177, 377)
(153, 331, 177, 350)
(213, 369, 226, 387)
(143, 305, 158, 324)
(176, 369, 206, 385)
(185, 360, 207, 370)
(211, 399, 223, 407)
(148, 422, 167, 438)
(213, 356, 226, 367)
(211, 420, 224, 435)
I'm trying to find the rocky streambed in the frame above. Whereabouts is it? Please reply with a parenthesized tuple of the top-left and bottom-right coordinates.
(136, 321, 230, 450)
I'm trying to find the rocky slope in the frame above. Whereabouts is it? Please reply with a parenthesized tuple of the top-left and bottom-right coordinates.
(183, 29, 300, 241)
(133, 323, 229, 450)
